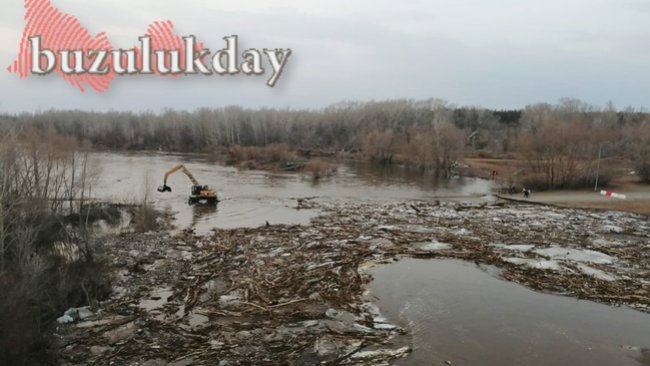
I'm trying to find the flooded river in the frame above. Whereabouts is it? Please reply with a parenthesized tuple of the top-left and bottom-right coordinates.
(89, 152, 650, 366)
(370, 259, 650, 366)
(90, 152, 491, 233)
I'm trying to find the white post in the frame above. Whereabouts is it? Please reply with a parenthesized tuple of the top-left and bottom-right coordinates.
(594, 144, 602, 192)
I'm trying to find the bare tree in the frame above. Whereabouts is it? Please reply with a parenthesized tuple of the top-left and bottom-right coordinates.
(432, 122, 465, 178)
(361, 128, 400, 165)
(627, 121, 650, 182)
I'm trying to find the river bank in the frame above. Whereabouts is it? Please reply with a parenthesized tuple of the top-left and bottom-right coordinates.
(466, 157, 650, 216)
(98, 150, 650, 218)
(55, 199, 649, 365)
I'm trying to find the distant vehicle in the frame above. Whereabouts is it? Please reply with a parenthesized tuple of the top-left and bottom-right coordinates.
(157, 164, 218, 205)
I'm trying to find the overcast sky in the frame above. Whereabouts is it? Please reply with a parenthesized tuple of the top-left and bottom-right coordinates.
(1, 0, 649, 113)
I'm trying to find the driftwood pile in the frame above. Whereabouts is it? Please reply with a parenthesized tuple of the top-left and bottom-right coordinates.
(57, 200, 650, 365)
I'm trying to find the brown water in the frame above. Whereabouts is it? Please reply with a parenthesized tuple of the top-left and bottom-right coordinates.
(369, 259, 650, 366)
(89, 152, 492, 233)
(89, 152, 650, 364)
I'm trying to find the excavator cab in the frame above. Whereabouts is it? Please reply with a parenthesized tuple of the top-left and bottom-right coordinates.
(191, 185, 207, 196)
(188, 186, 218, 205)
(158, 165, 218, 205)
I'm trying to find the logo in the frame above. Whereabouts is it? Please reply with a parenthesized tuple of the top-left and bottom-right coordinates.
(7, 0, 292, 92)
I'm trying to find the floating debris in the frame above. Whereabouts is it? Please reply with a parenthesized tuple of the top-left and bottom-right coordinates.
(55, 200, 650, 365)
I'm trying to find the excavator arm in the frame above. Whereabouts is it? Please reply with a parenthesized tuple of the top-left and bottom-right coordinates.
(157, 164, 200, 192)
(157, 163, 218, 204)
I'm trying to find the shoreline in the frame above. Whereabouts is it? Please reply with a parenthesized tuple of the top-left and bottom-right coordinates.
(496, 191, 650, 216)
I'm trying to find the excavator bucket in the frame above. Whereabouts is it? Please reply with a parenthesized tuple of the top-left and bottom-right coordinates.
(157, 185, 172, 193)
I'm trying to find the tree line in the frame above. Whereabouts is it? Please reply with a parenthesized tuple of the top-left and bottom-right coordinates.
(1, 98, 649, 187)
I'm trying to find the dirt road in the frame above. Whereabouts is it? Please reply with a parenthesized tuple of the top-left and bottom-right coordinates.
(501, 190, 650, 216)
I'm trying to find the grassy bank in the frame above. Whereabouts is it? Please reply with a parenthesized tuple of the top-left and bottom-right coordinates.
(473, 158, 650, 216)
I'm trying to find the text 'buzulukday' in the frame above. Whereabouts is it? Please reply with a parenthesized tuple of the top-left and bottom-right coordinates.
(29, 35, 292, 87)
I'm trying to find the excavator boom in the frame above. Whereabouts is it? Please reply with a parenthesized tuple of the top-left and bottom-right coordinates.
(162, 164, 200, 186)
(157, 164, 218, 205)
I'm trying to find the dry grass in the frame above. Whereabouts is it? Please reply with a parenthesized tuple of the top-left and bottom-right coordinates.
(304, 159, 336, 180)
(466, 157, 622, 191)
(608, 174, 650, 192)
(465, 158, 524, 174)
(227, 143, 297, 165)
(132, 203, 158, 232)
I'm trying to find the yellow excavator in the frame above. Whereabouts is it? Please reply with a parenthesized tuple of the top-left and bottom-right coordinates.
(157, 164, 218, 205)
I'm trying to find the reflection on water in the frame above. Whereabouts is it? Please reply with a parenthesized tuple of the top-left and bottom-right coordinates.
(346, 161, 488, 196)
(190, 204, 218, 228)
(90, 152, 493, 234)
(369, 259, 650, 366)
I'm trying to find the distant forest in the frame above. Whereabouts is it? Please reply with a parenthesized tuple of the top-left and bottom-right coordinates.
(1, 98, 649, 187)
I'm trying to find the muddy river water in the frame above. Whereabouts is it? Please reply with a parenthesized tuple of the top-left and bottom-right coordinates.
(370, 259, 650, 366)
(91, 152, 649, 365)
(89, 152, 491, 233)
